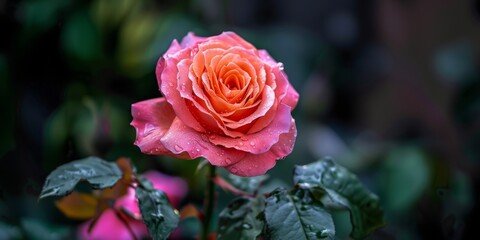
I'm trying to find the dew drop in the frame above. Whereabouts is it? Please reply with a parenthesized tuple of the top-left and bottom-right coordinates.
(231, 167, 238, 173)
(239, 142, 244, 146)
(210, 135, 216, 140)
(249, 141, 255, 146)
(196, 148, 200, 152)
(225, 158, 232, 164)
(242, 223, 252, 229)
(174, 145, 183, 152)
(278, 62, 284, 70)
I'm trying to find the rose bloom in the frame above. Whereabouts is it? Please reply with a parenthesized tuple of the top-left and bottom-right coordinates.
(78, 171, 187, 240)
(131, 32, 299, 176)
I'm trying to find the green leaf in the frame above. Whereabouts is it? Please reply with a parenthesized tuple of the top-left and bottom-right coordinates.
(39, 156, 122, 199)
(264, 187, 335, 240)
(293, 157, 384, 239)
(62, 10, 103, 64)
(20, 0, 72, 36)
(227, 175, 268, 194)
(135, 177, 179, 240)
(380, 146, 430, 212)
(218, 196, 264, 240)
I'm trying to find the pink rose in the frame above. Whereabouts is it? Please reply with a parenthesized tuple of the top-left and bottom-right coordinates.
(131, 32, 299, 176)
(78, 171, 187, 240)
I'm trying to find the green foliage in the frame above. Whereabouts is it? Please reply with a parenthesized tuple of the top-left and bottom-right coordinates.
(39, 156, 122, 199)
(135, 176, 180, 240)
(380, 146, 430, 212)
(217, 196, 264, 240)
(19, 0, 72, 36)
(217, 157, 383, 240)
(293, 157, 384, 239)
(62, 10, 103, 64)
(264, 187, 335, 240)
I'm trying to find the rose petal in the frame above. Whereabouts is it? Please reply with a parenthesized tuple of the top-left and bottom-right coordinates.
(180, 32, 207, 48)
(78, 209, 148, 240)
(209, 104, 293, 154)
(258, 49, 278, 66)
(131, 98, 176, 155)
(160, 117, 247, 166)
(282, 81, 299, 110)
(214, 32, 257, 50)
(274, 71, 299, 110)
(225, 118, 297, 177)
(177, 59, 224, 133)
(160, 55, 206, 132)
(225, 152, 276, 177)
(247, 100, 277, 134)
(224, 85, 275, 130)
(258, 50, 299, 110)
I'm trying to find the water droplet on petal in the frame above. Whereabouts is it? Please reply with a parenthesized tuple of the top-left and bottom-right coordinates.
(239, 142, 244, 146)
(249, 141, 255, 146)
(225, 158, 232, 164)
(230, 167, 238, 173)
(174, 145, 183, 152)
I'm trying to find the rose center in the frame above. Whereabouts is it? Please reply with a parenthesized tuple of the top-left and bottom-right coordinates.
(223, 75, 241, 90)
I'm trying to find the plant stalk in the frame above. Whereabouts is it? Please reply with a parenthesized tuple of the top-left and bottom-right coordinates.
(202, 164, 216, 240)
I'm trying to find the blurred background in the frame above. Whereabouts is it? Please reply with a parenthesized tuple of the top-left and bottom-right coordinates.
(1, 0, 479, 239)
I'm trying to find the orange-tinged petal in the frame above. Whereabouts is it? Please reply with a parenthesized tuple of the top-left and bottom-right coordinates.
(55, 192, 98, 220)
(179, 204, 201, 220)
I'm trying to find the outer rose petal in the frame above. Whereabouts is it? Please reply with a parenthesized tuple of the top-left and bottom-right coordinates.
(208, 104, 293, 154)
(131, 98, 175, 155)
(282, 82, 300, 110)
(258, 49, 299, 109)
(160, 117, 246, 166)
(213, 32, 257, 50)
(78, 209, 148, 240)
(180, 32, 207, 48)
(225, 118, 297, 177)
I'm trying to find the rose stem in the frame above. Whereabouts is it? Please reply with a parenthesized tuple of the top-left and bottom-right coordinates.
(202, 163, 216, 240)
